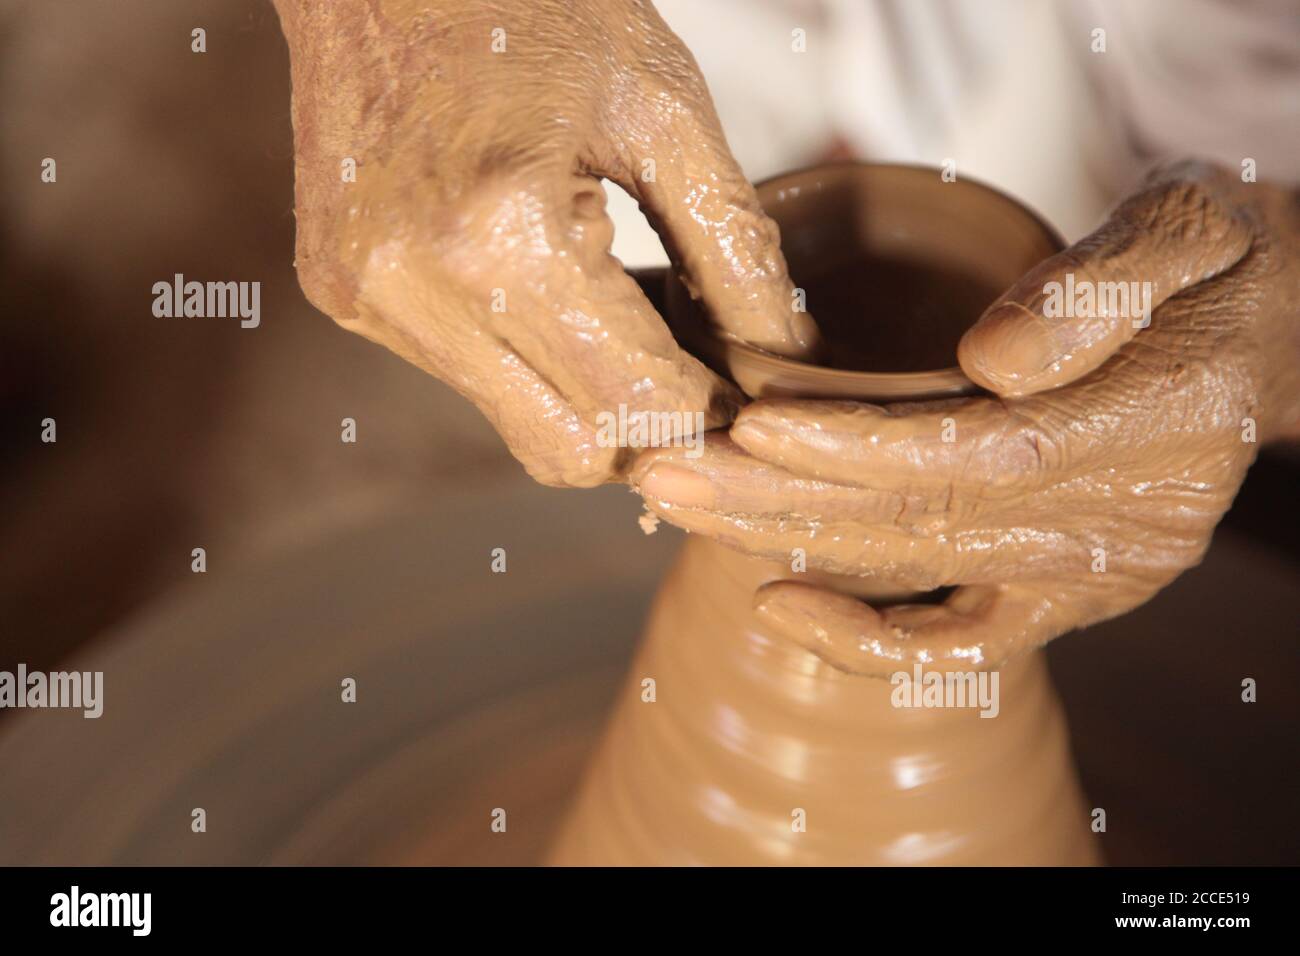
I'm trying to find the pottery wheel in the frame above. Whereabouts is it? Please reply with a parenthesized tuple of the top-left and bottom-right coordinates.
(1, 475, 1295, 864)
(0, 482, 676, 865)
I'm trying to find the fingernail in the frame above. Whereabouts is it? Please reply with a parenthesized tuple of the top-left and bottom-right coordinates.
(787, 310, 823, 360)
(961, 302, 1059, 392)
(638, 464, 715, 509)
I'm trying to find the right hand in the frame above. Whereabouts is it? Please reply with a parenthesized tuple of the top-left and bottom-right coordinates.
(629, 161, 1300, 675)
(275, 0, 817, 487)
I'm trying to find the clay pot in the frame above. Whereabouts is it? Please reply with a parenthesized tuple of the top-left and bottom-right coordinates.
(548, 163, 1099, 865)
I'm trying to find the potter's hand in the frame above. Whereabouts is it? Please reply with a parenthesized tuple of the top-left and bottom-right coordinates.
(631, 161, 1300, 675)
(272, 0, 816, 488)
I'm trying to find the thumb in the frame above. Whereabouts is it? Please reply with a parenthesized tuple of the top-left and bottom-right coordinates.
(958, 163, 1253, 397)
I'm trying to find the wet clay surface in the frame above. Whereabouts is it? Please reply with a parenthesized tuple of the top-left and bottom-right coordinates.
(6, 6, 1297, 869)
(0, 482, 1294, 865)
(266, 18, 1300, 854)
(663, 163, 1063, 401)
(546, 165, 1098, 865)
(548, 535, 1098, 865)
(799, 254, 1001, 373)
(557, 161, 1299, 863)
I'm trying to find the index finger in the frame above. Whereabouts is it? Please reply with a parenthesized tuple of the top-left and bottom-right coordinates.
(729, 397, 1058, 493)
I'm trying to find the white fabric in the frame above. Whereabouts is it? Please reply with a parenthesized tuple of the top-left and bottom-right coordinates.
(611, 0, 1300, 267)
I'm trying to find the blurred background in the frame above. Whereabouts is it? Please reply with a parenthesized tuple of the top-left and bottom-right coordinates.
(0, 0, 1296, 864)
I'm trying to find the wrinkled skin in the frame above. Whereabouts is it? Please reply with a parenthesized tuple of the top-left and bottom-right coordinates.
(272, 0, 816, 487)
(634, 162, 1300, 675)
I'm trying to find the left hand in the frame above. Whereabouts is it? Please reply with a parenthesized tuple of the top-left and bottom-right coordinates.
(631, 161, 1300, 676)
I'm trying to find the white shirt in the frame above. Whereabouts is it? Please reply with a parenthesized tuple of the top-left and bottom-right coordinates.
(610, 0, 1300, 266)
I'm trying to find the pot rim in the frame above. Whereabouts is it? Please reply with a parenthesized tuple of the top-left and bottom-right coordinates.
(665, 160, 1064, 402)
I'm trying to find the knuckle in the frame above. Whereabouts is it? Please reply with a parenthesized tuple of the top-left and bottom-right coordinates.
(1139, 174, 1238, 245)
(997, 408, 1062, 481)
(526, 450, 617, 489)
(430, 170, 552, 289)
(504, 415, 621, 489)
(291, 251, 352, 321)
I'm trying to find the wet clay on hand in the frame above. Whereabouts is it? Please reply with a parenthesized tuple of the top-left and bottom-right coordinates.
(271, 0, 818, 487)
(636, 161, 1300, 675)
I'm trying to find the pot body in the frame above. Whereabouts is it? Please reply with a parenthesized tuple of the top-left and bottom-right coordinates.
(550, 163, 1094, 865)
(548, 535, 1099, 865)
